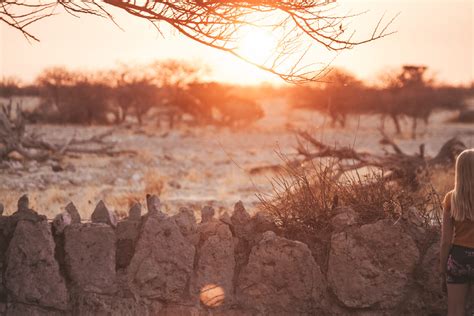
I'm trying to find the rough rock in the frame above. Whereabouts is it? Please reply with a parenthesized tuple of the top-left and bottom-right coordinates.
(219, 211, 232, 226)
(70, 291, 157, 315)
(416, 240, 446, 314)
(419, 241, 442, 295)
(5, 303, 64, 316)
(327, 219, 419, 309)
(128, 202, 142, 221)
(146, 194, 164, 218)
(159, 305, 201, 316)
(4, 220, 68, 310)
(10, 207, 46, 223)
(237, 231, 325, 314)
(0, 217, 14, 262)
(250, 211, 277, 234)
(0, 264, 5, 303)
(91, 200, 117, 227)
(128, 214, 195, 301)
(193, 221, 235, 307)
(231, 201, 250, 233)
(0, 203, 3, 216)
(64, 223, 116, 293)
(172, 207, 198, 245)
(17, 194, 29, 212)
(116, 220, 141, 269)
(65, 202, 81, 224)
(0, 217, 13, 304)
(173, 207, 197, 237)
(52, 211, 72, 235)
(201, 205, 215, 223)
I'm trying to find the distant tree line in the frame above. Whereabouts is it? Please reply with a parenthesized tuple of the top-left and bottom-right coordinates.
(0, 60, 264, 127)
(289, 66, 474, 138)
(1, 63, 472, 133)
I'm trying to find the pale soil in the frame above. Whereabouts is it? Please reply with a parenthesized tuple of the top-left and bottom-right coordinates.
(0, 97, 473, 220)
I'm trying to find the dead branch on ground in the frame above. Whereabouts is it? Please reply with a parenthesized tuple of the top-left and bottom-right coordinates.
(249, 130, 466, 189)
(0, 101, 133, 163)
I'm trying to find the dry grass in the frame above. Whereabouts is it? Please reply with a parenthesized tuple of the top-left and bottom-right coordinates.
(143, 168, 165, 196)
(426, 166, 455, 198)
(106, 167, 165, 218)
(258, 156, 442, 237)
(107, 191, 144, 219)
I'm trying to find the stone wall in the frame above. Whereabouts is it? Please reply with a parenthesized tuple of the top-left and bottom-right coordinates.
(0, 195, 472, 315)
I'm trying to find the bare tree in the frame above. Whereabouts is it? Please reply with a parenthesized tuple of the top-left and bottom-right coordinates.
(289, 68, 366, 127)
(1, 0, 396, 83)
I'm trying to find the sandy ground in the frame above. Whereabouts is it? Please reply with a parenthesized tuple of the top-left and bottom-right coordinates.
(0, 97, 473, 220)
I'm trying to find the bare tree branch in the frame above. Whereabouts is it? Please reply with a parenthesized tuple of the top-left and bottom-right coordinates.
(1, 0, 396, 83)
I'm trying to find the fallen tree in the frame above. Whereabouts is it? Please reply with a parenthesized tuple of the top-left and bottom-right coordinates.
(250, 130, 466, 189)
(0, 101, 133, 163)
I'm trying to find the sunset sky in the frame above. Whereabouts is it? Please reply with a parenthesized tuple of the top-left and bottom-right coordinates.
(1, 0, 473, 85)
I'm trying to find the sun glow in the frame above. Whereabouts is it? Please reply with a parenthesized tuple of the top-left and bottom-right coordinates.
(237, 27, 278, 65)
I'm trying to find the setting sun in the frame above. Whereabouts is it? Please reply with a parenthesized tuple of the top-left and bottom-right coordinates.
(237, 27, 277, 65)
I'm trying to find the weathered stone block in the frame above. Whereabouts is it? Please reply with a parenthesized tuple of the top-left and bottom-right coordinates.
(116, 220, 141, 269)
(4, 220, 68, 310)
(192, 221, 235, 307)
(237, 231, 325, 314)
(327, 219, 419, 309)
(64, 223, 116, 293)
(128, 215, 195, 301)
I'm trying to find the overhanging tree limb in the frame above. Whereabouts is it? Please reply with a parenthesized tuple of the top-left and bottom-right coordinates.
(1, 0, 396, 83)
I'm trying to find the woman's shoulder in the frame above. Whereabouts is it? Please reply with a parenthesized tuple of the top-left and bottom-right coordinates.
(442, 190, 454, 211)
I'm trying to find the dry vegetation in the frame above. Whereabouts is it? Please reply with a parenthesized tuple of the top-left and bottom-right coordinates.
(259, 158, 441, 235)
(258, 130, 467, 240)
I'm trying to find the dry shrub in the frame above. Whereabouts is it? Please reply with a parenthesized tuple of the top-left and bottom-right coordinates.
(258, 157, 441, 238)
(425, 166, 455, 198)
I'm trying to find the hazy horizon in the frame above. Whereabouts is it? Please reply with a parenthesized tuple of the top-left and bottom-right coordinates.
(1, 0, 473, 85)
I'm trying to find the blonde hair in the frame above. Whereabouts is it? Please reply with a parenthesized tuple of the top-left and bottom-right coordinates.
(451, 148, 474, 221)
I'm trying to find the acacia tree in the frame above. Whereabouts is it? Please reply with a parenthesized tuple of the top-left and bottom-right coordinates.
(1, 0, 395, 83)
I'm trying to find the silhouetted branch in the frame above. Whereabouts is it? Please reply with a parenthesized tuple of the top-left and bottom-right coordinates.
(1, 0, 396, 83)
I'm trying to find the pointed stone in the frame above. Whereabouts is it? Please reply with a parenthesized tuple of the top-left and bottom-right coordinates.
(146, 194, 164, 218)
(172, 207, 197, 237)
(231, 201, 251, 239)
(11, 196, 45, 223)
(52, 212, 72, 235)
(17, 194, 29, 212)
(251, 211, 277, 234)
(91, 201, 117, 227)
(5, 220, 69, 310)
(201, 205, 215, 223)
(65, 202, 81, 224)
(128, 215, 195, 301)
(219, 211, 232, 226)
(231, 201, 250, 226)
(128, 203, 142, 221)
